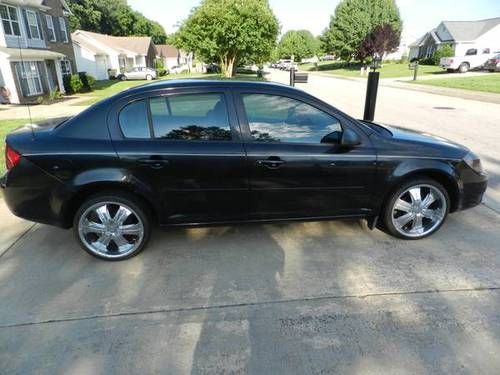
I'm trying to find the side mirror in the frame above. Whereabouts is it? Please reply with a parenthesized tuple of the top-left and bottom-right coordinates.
(341, 128, 361, 146)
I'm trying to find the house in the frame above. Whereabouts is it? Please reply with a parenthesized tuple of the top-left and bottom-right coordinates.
(155, 44, 192, 71)
(409, 17, 500, 60)
(384, 34, 417, 60)
(0, 0, 76, 104)
(72, 30, 156, 80)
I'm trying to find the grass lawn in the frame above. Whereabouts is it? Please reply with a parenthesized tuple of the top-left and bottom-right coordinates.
(74, 72, 264, 106)
(411, 74, 500, 94)
(0, 118, 39, 175)
(299, 61, 443, 79)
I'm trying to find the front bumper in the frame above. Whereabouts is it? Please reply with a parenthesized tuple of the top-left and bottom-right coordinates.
(456, 163, 488, 211)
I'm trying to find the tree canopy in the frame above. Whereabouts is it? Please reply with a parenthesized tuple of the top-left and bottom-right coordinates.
(172, 0, 279, 77)
(67, 0, 168, 44)
(322, 0, 402, 61)
(357, 24, 400, 61)
(277, 30, 321, 61)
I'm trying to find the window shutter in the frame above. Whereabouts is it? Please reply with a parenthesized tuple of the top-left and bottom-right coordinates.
(36, 12, 44, 40)
(14, 63, 29, 97)
(21, 9, 31, 39)
(52, 16, 63, 42)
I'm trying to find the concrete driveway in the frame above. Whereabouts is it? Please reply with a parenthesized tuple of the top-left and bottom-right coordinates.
(1, 71, 500, 374)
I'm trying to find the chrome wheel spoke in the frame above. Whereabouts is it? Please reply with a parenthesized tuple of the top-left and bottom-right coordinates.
(409, 187, 422, 203)
(394, 198, 412, 213)
(95, 205, 112, 224)
(114, 206, 132, 225)
(411, 215, 424, 234)
(96, 233, 112, 248)
(394, 212, 415, 228)
(113, 234, 130, 249)
(422, 191, 437, 209)
(81, 219, 106, 235)
(422, 208, 441, 221)
(120, 223, 142, 236)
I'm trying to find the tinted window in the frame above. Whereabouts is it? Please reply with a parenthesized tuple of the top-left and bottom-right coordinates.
(150, 93, 231, 141)
(465, 49, 477, 56)
(119, 100, 150, 138)
(242, 94, 342, 144)
(482, 48, 490, 54)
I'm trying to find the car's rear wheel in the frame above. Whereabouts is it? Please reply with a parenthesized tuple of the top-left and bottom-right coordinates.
(383, 179, 450, 240)
(459, 62, 469, 73)
(120, 75, 127, 81)
(73, 193, 151, 261)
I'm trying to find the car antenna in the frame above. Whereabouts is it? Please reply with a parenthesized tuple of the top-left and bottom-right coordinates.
(17, 35, 35, 140)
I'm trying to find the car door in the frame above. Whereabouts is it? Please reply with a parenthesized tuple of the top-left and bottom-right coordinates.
(234, 90, 377, 220)
(109, 88, 249, 224)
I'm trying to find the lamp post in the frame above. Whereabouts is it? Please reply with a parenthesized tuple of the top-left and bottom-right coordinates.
(363, 53, 381, 122)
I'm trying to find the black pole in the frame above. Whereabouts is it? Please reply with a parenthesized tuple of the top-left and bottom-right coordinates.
(290, 67, 295, 87)
(413, 62, 419, 81)
(363, 71, 379, 121)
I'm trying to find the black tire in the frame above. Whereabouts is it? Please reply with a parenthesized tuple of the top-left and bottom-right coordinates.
(458, 62, 469, 73)
(120, 74, 127, 81)
(73, 191, 152, 261)
(146, 74, 153, 80)
(382, 178, 450, 240)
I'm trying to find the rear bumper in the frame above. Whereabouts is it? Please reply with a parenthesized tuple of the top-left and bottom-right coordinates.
(1, 160, 68, 228)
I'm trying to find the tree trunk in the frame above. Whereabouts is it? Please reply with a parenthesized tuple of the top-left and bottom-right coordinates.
(221, 55, 236, 78)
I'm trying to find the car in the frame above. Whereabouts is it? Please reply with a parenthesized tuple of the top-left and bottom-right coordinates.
(440, 48, 499, 73)
(117, 67, 156, 81)
(169, 65, 189, 74)
(484, 54, 500, 72)
(1, 80, 488, 261)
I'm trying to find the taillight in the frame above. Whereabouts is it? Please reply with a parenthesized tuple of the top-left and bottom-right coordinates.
(5, 144, 21, 170)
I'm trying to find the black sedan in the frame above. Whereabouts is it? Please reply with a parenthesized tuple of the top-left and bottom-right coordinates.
(1, 80, 488, 260)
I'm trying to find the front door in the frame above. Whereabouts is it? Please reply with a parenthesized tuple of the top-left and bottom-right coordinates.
(235, 91, 376, 220)
(110, 89, 249, 224)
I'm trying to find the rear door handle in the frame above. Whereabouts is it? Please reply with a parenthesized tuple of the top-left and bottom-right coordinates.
(256, 159, 285, 169)
(137, 158, 169, 169)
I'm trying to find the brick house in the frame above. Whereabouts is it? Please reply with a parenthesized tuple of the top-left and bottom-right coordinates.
(0, 0, 76, 104)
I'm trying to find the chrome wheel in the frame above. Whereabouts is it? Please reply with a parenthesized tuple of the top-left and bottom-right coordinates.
(391, 184, 447, 238)
(78, 201, 144, 259)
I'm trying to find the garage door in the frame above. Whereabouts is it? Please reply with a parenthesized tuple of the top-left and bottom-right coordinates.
(95, 57, 108, 80)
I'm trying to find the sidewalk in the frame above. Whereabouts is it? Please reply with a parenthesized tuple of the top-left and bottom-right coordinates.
(0, 95, 90, 120)
(0, 198, 34, 257)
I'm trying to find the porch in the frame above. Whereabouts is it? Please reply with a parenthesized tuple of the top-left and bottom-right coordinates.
(0, 47, 68, 104)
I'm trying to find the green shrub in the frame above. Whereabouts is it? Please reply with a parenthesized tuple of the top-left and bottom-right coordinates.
(431, 44, 454, 66)
(86, 74, 96, 89)
(35, 90, 63, 104)
(156, 68, 168, 77)
(63, 74, 83, 94)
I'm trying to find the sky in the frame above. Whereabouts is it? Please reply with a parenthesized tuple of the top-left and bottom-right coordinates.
(128, 0, 500, 41)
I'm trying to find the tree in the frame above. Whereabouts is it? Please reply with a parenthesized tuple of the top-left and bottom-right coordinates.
(323, 0, 402, 61)
(357, 24, 400, 62)
(278, 30, 320, 61)
(67, 0, 168, 44)
(172, 0, 279, 77)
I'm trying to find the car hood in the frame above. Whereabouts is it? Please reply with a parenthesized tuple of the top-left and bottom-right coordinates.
(384, 125, 467, 151)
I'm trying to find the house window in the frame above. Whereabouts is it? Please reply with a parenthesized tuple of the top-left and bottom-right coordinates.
(26, 10, 40, 39)
(16, 62, 43, 96)
(60, 59, 72, 77)
(59, 17, 68, 42)
(0, 4, 21, 36)
(45, 15, 55, 41)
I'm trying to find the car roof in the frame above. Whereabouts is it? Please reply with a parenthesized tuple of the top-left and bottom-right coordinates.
(112, 79, 299, 99)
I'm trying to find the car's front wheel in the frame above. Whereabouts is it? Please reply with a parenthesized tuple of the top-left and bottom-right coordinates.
(73, 192, 151, 260)
(383, 179, 450, 240)
(146, 74, 153, 80)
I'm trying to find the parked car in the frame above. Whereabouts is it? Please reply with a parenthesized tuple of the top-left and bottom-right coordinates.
(484, 53, 500, 72)
(117, 67, 156, 81)
(440, 48, 499, 73)
(169, 65, 189, 74)
(1, 81, 487, 260)
(206, 63, 220, 73)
